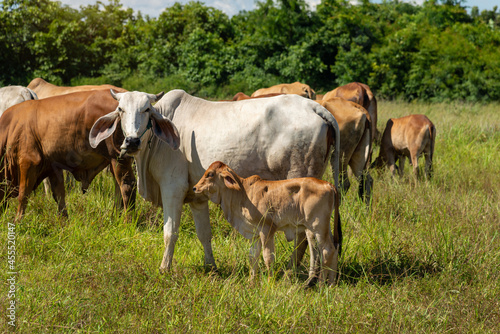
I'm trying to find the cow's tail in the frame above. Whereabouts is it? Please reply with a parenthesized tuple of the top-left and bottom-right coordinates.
(332, 184, 342, 258)
(359, 110, 372, 170)
(312, 105, 340, 190)
(429, 123, 436, 177)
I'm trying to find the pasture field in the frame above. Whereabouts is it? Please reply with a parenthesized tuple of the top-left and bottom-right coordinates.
(1, 100, 499, 333)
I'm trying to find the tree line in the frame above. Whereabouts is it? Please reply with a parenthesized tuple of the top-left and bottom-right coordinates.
(1, 0, 499, 101)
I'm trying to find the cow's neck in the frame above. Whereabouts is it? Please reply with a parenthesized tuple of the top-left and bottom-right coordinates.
(219, 178, 263, 233)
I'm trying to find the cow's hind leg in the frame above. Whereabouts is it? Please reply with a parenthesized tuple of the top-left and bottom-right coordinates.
(304, 229, 319, 287)
(423, 146, 433, 180)
(48, 170, 68, 217)
(190, 200, 217, 271)
(16, 164, 39, 220)
(397, 155, 406, 178)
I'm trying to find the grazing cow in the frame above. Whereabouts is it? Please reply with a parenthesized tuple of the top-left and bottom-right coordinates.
(0, 89, 154, 220)
(318, 98, 373, 204)
(27, 77, 127, 99)
(89, 90, 340, 272)
(232, 92, 283, 101)
(0, 85, 38, 115)
(372, 114, 436, 180)
(193, 161, 341, 286)
(323, 82, 378, 142)
(251, 81, 316, 100)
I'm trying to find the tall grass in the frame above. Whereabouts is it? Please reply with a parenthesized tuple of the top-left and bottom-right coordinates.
(1, 100, 499, 332)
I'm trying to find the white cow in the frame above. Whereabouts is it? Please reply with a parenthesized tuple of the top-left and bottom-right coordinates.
(0, 85, 38, 115)
(90, 89, 340, 272)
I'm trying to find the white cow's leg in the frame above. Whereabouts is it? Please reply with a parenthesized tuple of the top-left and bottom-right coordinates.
(189, 200, 217, 271)
(289, 231, 308, 269)
(160, 194, 185, 273)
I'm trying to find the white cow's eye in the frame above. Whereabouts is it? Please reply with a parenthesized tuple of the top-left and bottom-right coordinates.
(118, 107, 123, 112)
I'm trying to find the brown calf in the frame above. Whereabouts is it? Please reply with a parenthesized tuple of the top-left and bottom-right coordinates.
(193, 161, 341, 286)
(373, 114, 436, 180)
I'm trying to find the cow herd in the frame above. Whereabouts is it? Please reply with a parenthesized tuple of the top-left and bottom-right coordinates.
(0, 79, 436, 287)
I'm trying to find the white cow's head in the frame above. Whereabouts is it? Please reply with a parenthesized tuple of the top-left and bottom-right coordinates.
(89, 89, 180, 157)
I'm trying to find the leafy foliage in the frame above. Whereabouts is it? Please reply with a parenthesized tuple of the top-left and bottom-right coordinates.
(1, 0, 500, 101)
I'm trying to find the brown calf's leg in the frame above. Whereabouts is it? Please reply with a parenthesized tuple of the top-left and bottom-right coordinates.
(248, 238, 262, 280)
(259, 225, 276, 280)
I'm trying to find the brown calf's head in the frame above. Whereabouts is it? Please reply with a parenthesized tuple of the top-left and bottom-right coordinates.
(193, 161, 241, 203)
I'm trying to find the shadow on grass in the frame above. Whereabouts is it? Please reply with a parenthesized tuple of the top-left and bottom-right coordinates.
(186, 247, 444, 288)
(339, 249, 442, 286)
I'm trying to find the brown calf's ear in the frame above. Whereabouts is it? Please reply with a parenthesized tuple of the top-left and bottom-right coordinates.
(150, 110, 180, 150)
(89, 111, 120, 148)
(223, 173, 241, 191)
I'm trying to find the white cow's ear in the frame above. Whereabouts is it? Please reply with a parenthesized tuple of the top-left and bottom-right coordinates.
(150, 110, 180, 150)
(89, 111, 120, 148)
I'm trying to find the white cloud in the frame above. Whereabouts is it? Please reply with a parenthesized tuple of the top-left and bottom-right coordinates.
(56, 0, 498, 18)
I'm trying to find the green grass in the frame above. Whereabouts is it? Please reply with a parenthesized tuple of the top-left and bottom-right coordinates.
(1, 101, 499, 333)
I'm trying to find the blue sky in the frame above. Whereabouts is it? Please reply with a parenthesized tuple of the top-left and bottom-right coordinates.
(57, 0, 499, 18)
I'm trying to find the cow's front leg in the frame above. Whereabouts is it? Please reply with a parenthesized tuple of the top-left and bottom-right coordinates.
(48, 170, 68, 217)
(248, 238, 262, 280)
(160, 194, 185, 273)
(111, 158, 137, 211)
(189, 200, 217, 271)
(259, 225, 276, 280)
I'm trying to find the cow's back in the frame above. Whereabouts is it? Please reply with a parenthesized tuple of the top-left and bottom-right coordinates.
(0, 90, 120, 183)
(28, 77, 127, 99)
(139, 90, 334, 205)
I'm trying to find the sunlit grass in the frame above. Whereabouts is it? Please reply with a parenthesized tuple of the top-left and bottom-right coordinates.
(1, 101, 499, 332)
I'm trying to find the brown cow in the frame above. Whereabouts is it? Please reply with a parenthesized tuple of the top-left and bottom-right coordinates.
(27, 77, 127, 99)
(232, 92, 283, 101)
(0, 89, 154, 220)
(317, 97, 373, 204)
(372, 114, 436, 180)
(323, 82, 378, 142)
(193, 161, 341, 286)
(251, 81, 316, 100)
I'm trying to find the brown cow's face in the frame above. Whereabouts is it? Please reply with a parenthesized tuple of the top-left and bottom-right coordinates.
(89, 90, 180, 156)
